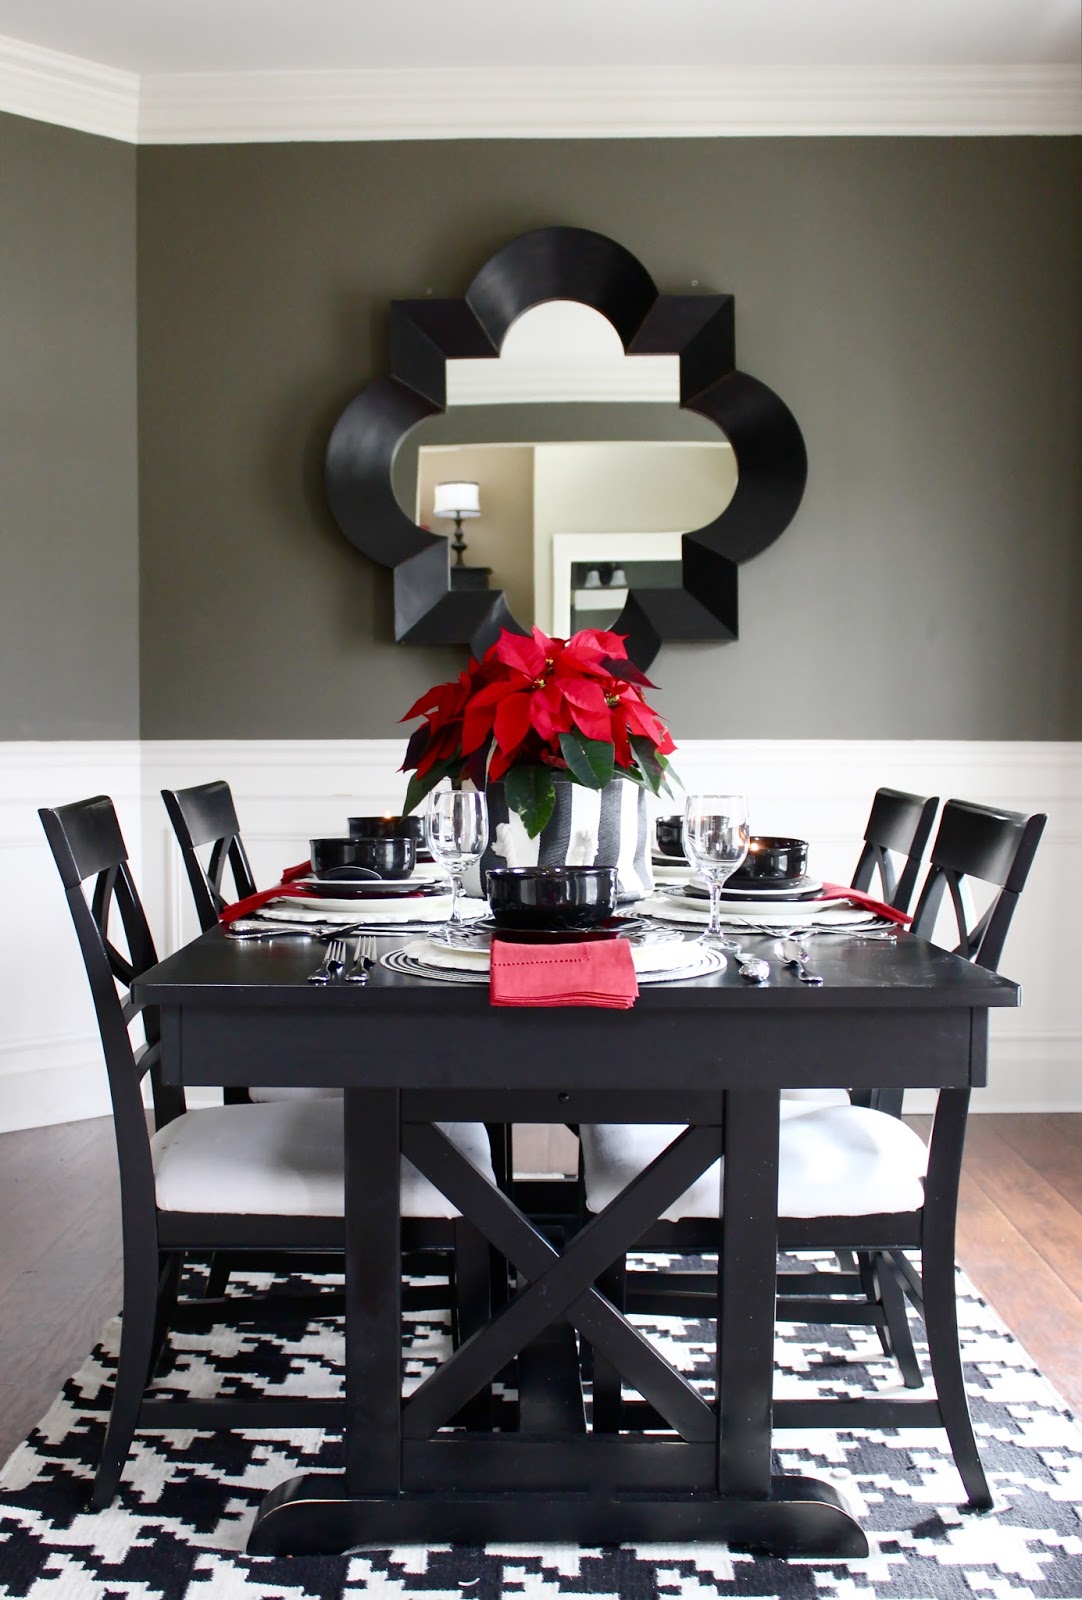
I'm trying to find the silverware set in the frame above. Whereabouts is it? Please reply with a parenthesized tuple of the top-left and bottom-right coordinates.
(307, 935, 378, 985)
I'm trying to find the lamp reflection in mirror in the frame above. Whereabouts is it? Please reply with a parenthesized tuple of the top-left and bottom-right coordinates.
(433, 480, 480, 567)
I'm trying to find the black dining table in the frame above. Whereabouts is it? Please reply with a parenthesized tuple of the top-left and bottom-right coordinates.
(133, 923, 1018, 1560)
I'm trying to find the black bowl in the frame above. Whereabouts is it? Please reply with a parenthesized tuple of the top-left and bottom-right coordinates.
(485, 866, 619, 931)
(654, 815, 686, 858)
(728, 835, 808, 884)
(310, 835, 416, 879)
(348, 815, 426, 845)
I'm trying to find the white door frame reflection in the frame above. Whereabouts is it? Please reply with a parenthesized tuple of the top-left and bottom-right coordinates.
(551, 530, 685, 639)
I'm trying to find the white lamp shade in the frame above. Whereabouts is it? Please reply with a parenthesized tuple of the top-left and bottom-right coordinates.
(433, 481, 480, 519)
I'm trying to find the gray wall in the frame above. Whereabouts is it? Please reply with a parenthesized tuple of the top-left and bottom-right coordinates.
(0, 112, 138, 739)
(135, 138, 1080, 739)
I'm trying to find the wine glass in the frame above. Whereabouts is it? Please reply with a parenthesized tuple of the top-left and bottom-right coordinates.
(682, 794, 750, 949)
(426, 789, 489, 926)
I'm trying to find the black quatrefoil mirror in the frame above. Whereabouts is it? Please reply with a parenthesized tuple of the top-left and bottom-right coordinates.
(324, 226, 807, 670)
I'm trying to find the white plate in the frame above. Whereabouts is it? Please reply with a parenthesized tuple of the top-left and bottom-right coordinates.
(407, 935, 700, 977)
(256, 894, 486, 925)
(641, 894, 880, 931)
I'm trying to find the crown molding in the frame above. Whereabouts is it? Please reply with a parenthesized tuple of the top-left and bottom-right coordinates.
(134, 62, 1082, 143)
(0, 34, 138, 141)
(1, 37, 1079, 145)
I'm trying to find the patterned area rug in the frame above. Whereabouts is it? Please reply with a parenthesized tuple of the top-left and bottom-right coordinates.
(1, 1257, 1081, 1599)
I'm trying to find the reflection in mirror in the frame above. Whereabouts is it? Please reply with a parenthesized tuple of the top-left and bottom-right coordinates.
(390, 301, 738, 636)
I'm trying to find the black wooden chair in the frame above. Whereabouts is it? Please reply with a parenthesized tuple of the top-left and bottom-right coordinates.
(40, 794, 495, 1509)
(161, 779, 257, 933)
(851, 786, 939, 914)
(164, 780, 514, 1236)
(162, 779, 338, 1106)
(780, 785, 939, 1372)
(580, 798, 1046, 1508)
(783, 786, 938, 1116)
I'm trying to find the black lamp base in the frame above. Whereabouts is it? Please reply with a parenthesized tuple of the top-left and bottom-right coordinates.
(451, 566, 493, 592)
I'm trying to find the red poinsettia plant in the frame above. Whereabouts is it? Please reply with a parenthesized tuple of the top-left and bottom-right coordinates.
(401, 626, 679, 836)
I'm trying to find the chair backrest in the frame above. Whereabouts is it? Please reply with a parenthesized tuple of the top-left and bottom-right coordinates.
(39, 796, 185, 1191)
(909, 798, 1046, 974)
(161, 780, 257, 932)
(851, 787, 939, 912)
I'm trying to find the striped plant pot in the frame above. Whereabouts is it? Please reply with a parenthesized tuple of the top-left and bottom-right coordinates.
(466, 777, 653, 904)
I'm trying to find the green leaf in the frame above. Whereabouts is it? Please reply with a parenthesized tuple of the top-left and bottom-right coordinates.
(658, 755, 684, 798)
(503, 765, 557, 838)
(558, 731, 615, 791)
(629, 735, 664, 797)
(402, 758, 457, 818)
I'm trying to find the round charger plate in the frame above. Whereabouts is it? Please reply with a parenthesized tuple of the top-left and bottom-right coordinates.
(380, 945, 724, 985)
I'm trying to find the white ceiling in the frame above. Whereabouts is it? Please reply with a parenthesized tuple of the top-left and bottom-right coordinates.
(0, 0, 1077, 76)
(0, 0, 1078, 142)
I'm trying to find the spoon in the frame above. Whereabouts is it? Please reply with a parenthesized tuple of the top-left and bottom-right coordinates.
(738, 956, 770, 983)
(781, 937, 823, 986)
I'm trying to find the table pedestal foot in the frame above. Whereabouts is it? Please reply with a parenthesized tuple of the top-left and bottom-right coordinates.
(247, 1473, 867, 1559)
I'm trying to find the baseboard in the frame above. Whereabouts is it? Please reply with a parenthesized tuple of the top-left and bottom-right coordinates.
(0, 1055, 112, 1132)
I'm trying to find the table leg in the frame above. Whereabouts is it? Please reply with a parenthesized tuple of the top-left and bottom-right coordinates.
(343, 1087, 402, 1494)
(248, 1087, 403, 1549)
(717, 1088, 778, 1498)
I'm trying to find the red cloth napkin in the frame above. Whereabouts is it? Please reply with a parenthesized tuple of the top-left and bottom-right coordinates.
(818, 883, 911, 926)
(490, 938, 639, 1009)
(281, 860, 312, 882)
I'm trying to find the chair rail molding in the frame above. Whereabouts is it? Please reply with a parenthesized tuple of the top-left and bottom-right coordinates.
(0, 736, 1078, 1131)
(1, 33, 1079, 144)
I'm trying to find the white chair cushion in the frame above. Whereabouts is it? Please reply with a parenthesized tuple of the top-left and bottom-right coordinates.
(150, 1101, 496, 1219)
(248, 1086, 343, 1102)
(780, 1088, 852, 1111)
(580, 1105, 927, 1221)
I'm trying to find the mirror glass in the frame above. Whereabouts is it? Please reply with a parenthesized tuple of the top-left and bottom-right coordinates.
(391, 301, 738, 635)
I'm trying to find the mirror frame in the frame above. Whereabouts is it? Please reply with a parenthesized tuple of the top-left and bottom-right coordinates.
(325, 226, 807, 669)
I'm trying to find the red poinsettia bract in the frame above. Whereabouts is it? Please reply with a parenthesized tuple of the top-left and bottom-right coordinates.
(400, 627, 678, 837)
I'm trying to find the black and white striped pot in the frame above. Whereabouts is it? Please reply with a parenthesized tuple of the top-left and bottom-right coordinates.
(466, 778, 653, 904)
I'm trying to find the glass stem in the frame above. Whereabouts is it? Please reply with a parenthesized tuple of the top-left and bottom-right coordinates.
(449, 871, 463, 923)
(708, 874, 722, 940)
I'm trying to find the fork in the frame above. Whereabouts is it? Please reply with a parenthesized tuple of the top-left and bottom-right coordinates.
(308, 937, 348, 984)
(346, 935, 378, 985)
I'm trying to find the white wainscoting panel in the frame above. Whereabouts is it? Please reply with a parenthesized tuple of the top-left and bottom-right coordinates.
(0, 743, 143, 1131)
(1, 738, 1078, 1131)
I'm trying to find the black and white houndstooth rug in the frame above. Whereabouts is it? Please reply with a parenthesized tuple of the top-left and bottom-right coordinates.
(2, 1256, 1081, 1600)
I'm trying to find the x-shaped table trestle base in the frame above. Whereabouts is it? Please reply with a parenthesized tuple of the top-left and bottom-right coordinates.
(247, 1089, 868, 1559)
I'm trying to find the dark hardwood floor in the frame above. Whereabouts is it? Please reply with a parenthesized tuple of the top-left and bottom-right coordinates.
(0, 1113, 1078, 1469)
